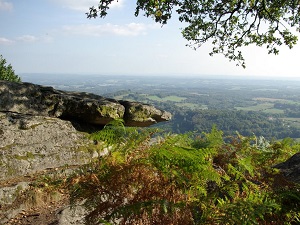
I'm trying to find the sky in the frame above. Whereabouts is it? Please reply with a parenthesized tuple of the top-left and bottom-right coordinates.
(1, 0, 300, 79)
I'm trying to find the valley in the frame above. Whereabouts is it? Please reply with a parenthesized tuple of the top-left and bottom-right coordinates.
(22, 74, 300, 140)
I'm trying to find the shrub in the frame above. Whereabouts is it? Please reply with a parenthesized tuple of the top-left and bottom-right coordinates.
(0, 54, 21, 82)
(68, 123, 300, 225)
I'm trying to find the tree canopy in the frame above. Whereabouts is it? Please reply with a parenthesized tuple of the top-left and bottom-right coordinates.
(87, 0, 300, 67)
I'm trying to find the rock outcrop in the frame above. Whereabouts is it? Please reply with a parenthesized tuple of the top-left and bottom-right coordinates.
(0, 112, 95, 180)
(274, 152, 300, 184)
(0, 80, 171, 127)
(0, 112, 97, 223)
(0, 80, 171, 224)
(3, 80, 298, 224)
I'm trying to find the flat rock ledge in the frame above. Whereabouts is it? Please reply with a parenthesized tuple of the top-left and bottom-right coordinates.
(0, 80, 171, 127)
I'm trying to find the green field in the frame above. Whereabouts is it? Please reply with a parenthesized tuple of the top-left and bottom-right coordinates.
(146, 95, 186, 102)
(263, 108, 285, 114)
(235, 103, 285, 114)
(235, 96, 300, 115)
(253, 97, 300, 105)
(236, 103, 272, 111)
(282, 118, 300, 128)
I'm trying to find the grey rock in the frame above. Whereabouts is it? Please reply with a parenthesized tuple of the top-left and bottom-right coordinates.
(0, 112, 94, 180)
(0, 182, 29, 223)
(0, 112, 98, 223)
(0, 80, 172, 223)
(57, 204, 86, 225)
(120, 100, 172, 127)
(274, 152, 300, 183)
(0, 80, 171, 126)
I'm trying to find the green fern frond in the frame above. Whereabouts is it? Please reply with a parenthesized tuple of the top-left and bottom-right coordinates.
(69, 123, 300, 225)
(238, 156, 255, 177)
(149, 134, 221, 194)
(222, 182, 240, 200)
(89, 119, 126, 146)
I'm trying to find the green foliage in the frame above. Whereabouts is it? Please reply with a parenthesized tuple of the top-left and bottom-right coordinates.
(168, 108, 299, 140)
(89, 119, 159, 152)
(149, 133, 221, 197)
(88, 0, 300, 67)
(68, 124, 300, 224)
(89, 119, 128, 146)
(192, 124, 224, 149)
(0, 55, 21, 82)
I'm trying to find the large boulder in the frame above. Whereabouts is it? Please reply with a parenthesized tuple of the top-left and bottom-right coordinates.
(0, 112, 97, 224)
(0, 80, 171, 126)
(274, 152, 300, 184)
(0, 112, 95, 180)
(120, 100, 173, 127)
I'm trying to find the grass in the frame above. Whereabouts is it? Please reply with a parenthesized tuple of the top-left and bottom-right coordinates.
(282, 117, 300, 128)
(235, 103, 285, 114)
(146, 95, 186, 102)
(253, 97, 300, 105)
(236, 103, 275, 112)
(263, 108, 285, 114)
(146, 95, 162, 101)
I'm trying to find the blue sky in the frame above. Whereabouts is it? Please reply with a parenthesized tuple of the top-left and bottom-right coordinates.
(1, 0, 300, 78)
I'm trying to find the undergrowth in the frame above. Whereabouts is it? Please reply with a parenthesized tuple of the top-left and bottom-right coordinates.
(67, 121, 300, 225)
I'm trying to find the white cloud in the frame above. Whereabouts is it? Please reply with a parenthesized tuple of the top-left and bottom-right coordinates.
(0, 0, 13, 11)
(51, 0, 124, 12)
(0, 37, 14, 45)
(62, 23, 148, 36)
(16, 35, 39, 42)
(15, 34, 54, 43)
(110, 0, 124, 9)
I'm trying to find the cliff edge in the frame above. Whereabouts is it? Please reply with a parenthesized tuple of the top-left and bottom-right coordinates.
(0, 80, 171, 224)
(0, 80, 171, 127)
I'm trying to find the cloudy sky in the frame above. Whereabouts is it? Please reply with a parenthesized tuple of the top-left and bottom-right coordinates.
(1, 0, 300, 78)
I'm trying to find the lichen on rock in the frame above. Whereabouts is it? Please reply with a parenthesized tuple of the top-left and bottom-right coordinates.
(0, 80, 171, 126)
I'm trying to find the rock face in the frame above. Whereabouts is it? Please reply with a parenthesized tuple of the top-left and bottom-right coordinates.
(0, 80, 171, 224)
(0, 80, 171, 126)
(274, 152, 300, 184)
(119, 100, 172, 127)
(0, 112, 96, 224)
(0, 112, 94, 180)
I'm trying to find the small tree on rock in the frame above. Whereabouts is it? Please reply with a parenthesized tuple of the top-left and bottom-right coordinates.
(0, 55, 21, 82)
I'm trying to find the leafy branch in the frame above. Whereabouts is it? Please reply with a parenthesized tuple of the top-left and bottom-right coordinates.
(87, 0, 300, 67)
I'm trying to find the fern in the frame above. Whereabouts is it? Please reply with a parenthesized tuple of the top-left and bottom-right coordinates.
(89, 119, 127, 146)
(149, 134, 221, 191)
(214, 194, 281, 225)
(68, 124, 300, 225)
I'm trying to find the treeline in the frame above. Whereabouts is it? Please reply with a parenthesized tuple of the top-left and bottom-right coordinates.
(103, 82, 300, 141)
(156, 108, 300, 140)
(274, 103, 300, 117)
